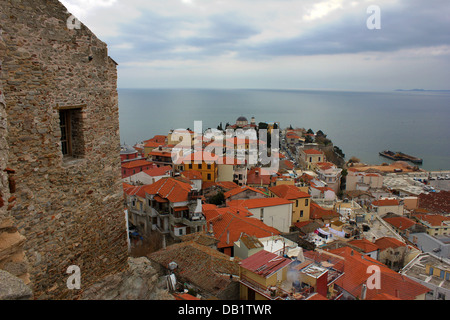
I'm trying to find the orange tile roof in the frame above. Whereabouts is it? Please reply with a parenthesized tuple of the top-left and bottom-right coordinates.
(413, 213, 450, 227)
(348, 239, 379, 253)
(144, 177, 192, 203)
(123, 184, 151, 198)
(144, 141, 163, 148)
(121, 159, 153, 169)
(181, 170, 203, 180)
(224, 186, 267, 199)
(247, 167, 272, 185)
(383, 216, 416, 230)
(417, 190, 450, 214)
(303, 149, 324, 155)
(374, 237, 406, 250)
(315, 247, 430, 300)
(142, 166, 172, 177)
(204, 206, 280, 249)
(372, 199, 400, 207)
(269, 184, 310, 200)
(228, 197, 292, 209)
(310, 202, 340, 220)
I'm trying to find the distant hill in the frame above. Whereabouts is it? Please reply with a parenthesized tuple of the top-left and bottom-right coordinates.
(395, 89, 450, 92)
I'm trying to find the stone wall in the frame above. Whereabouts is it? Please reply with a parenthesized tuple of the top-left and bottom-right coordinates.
(0, 0, 128, 299)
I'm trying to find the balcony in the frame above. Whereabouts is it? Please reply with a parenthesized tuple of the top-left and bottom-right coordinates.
(239, 274, 315, 300)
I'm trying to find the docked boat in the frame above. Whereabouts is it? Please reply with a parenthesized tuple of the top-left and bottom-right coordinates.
(379, 150, 423, 164)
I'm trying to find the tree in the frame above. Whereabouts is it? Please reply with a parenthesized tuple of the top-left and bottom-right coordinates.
(305, 135, 314, 144)
(217, 122, 223, 131)
(316, 130, 326, 137)
(209, 191, 225, 206)
(307, 128, 314, 135)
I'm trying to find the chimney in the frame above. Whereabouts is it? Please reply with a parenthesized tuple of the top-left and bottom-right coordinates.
(194, 198, 202, 214)
(227, 230, 230, 244)
(208, 222, 214, 236)
(360, 284, 367, 300)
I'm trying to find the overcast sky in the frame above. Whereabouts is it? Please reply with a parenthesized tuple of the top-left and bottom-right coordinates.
(60, 0, 450, 91)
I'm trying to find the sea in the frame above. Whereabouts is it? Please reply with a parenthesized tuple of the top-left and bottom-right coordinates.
(117, 88, 450, 172)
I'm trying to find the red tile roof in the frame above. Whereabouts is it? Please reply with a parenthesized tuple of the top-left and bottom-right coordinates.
(269, 184, 310, 200)
(374, 237, 406, 250)
(121, 159, 153, 169)
(247, 167, 272, 186)
(417, 190, 450, 214)
(372, 199, 400, 207)
(203, 206, 280, 249)
(310, 202, 340, 220)
(123, 184, 150, 198)
(145, 177, 192, 203)
(348, 239, 379, 253)
(144, 141, 163, 148)
(383, 216, 416, 230)
(239, 250, 292, 278)
(413, 213, 450, 227)
(181, 170, 203, 180)
(173, 293, 201, 300)
(142, 166, 172, 177)
(311, 247, 430, 300)
(228, 197, 292, 209)
(302, 149, 324, 155)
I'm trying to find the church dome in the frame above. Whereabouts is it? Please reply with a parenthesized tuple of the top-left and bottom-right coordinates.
(237, 116, 248, 122)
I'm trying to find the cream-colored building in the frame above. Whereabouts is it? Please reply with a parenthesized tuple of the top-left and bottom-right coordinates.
(371, 198, 404, 216)
(346, 169, 383, 191)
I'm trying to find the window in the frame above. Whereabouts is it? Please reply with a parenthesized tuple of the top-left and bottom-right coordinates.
(207, 173, 211, 181)
(429, 267, 434, 275)
(296, 200, 299, 207)
(58, 106, 85, 158)
(188, 164, 193, 169)
(305, 199, 309, 206)
(260, 208, 264, 221)
(198, 164, 202, 170)
(207, 164, 211, 170)
(300, 210, 304, 217)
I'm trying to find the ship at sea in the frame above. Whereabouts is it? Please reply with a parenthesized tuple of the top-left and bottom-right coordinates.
(379, 150, 423, 164)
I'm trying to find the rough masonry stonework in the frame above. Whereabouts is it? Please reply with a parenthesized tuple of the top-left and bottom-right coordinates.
(0, 0, 129, 299)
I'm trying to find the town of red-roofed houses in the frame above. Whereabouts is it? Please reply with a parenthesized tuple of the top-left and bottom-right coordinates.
(121, 116, 450, 301)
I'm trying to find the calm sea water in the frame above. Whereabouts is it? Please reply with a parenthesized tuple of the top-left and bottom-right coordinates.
(118, 88, 450, 171)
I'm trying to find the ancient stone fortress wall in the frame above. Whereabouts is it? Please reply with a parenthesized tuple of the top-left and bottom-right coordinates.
(0, 0, 128, 299)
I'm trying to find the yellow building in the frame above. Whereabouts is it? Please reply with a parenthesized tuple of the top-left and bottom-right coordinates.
(300, 148, 325, 169)
(181, 152, 218, 183)
(268, 184, 311, 225)
(239, 250, 293, 300)
(413, 214, 450, 237)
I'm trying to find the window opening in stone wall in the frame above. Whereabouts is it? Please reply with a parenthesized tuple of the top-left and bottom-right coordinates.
(58, 106, 85, 159)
